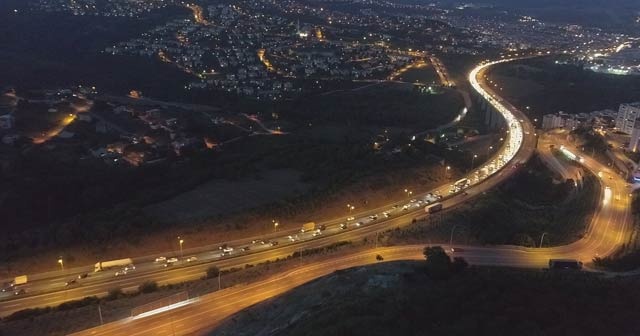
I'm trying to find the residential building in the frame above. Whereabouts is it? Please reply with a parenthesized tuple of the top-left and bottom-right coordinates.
(615, 102, 640, 134)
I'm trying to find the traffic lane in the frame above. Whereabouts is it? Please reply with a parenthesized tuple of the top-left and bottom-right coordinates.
(71, 246, 425, 336)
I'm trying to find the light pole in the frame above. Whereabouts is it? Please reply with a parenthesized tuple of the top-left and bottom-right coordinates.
(487, 146, 493, 156)
(273, 219, 279, 232)
(445, 166, 451, 179)
(57, 258, 64, 271)
(471, 154, 478, 169)
(178, 237, 184, 258)
(449, 225, 460, 248)
(539, 232, 547, 248)
(347, 204, 354, 213)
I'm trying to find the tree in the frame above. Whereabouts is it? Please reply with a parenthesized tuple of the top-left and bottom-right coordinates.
(139, 281, 158, 293)
(452, 257, 469, 273)
(206, 266, 220, 279)
(423, 246, 452, 279)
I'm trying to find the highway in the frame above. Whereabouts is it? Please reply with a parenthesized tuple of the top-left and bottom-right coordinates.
(2, 56, 634, 336)
(0, 56, 532, 318)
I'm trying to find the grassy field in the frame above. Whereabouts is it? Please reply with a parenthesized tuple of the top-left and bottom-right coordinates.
(489, 57, 640, 118)
(386, 155, 600, 247)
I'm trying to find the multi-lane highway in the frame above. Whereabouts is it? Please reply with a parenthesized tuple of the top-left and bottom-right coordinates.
(0, 57, 534, 318)
(2, 56, 634, 336)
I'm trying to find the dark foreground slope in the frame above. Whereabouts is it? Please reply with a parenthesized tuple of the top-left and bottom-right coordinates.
(212, 261, 640, 336)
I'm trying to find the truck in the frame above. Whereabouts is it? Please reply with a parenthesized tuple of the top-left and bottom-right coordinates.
(94, 258, 133, 272)
(548, 259, 582, 270)
(11, 275, 27, 286)
(300, 222, 316, 233)
(425, 203, 443, 214)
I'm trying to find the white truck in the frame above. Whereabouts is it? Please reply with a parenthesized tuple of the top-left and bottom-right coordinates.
(300, 222, 316, 233)
(12, 275, 27, 286)
(94, 258, 133, 272)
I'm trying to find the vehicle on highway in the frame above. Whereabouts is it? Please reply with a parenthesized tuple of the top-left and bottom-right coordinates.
(383, 212, 390, 218)
(114, 270, 127, 277)
(369, 215, 378, 220)
(355, 221, 363, 227)
(450, 247, 464, 253)
(94, 258, 133, 272)
(241, 246, 251, 252)
(13, 288, 26, 296)
(186, 256, 198, 262)
(300, 222, 316, 233)
(269, 241, 279, 247)
(288, 235, 296, 242)
(425, 203, 443, 214)
(65, 279, 77, 286)
(77, 273, 88, 279)
(312, 230, 322, 237)
(222, 247, 234, 253)
(167, 257, 178, 263)
(346, 216, 355, 221)
(10, 275, 27, 287)
(549, 259, 583, 270)
(376, 254, 384, 261)
(155, 257, 167, 263)
(319, 224, 327, 231)
(340, 223, 347, 230)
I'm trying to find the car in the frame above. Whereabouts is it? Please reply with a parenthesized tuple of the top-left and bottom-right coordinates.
(402, 205, 409, 211)
(355, 221, 363, 227)
(14, 288, 26, 295)
(77, 273, 88, 279)
(241, 246, 251, 252)
(383, 212, 390, 218)
(313, 230, 322, 237)
(115, 270, 127, 276)
(410, 199, 417, 203)
(346, 216, 355, 221)
(65, 279, 77, 286)
(163, 263, 171, 267)
(222, 247, 234, 253)
(288, 235, 296, 241)
(369, 215, 378, 220)
(451, 247, 465, 253)
(167, 257, 178, 263)
(269, 241, 279, 247)
(124, 265, 136, 271)
(221, 251, 231, 256)
(340, 223, 347, 229)
(319, 224, 327, 231)
(186, 256, 198, 262)
(155, 257, 167, 263)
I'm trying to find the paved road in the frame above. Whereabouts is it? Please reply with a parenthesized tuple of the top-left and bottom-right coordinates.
(0, 55, 531, 318)
(5, 57, 634, 336)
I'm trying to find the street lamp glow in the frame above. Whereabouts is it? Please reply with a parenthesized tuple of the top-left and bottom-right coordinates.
(57, 258, 64, 271)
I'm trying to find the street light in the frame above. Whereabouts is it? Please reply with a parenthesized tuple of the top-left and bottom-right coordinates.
(57, 258, 64, 271)
(347, 204, 355, 212)
(449, 225, 460, 249)
(539, 232, 547, 248)
(445, 165, 451, 179)
(178, 237, 184, 258)
(273, 219, 279, 232)
(471, 154, 478, 169)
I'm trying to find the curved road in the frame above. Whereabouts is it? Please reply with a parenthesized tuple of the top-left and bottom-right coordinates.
(1, 57, 633, 336)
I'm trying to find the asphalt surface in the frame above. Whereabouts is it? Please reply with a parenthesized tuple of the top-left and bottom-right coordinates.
(3, 57, 634, 336)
